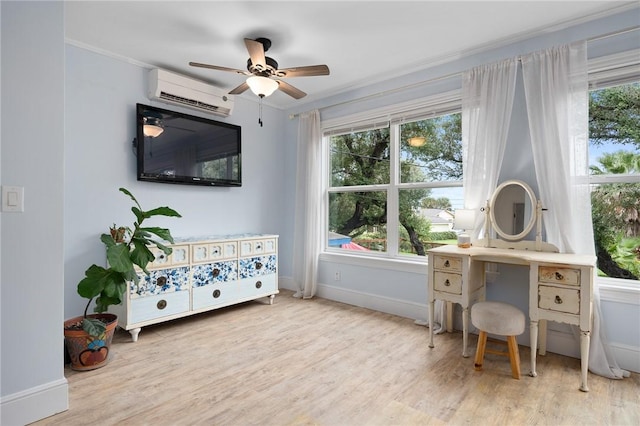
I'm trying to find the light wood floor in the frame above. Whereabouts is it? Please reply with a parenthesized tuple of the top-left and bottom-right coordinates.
(37, 290, 639, 426)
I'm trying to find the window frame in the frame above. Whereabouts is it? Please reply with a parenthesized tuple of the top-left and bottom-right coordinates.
(321, 92, 463, 265)
(587, 50, 640, 294)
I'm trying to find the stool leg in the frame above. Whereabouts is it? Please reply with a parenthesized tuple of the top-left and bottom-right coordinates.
(474, 331, 487, 371)
(507, 335, 521, 379)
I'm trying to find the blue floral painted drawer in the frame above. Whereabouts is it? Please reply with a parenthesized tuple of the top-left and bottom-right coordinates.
(192, 261, 238, 287)
(239, 255, 277, 279)
(131, 266, 190, 298)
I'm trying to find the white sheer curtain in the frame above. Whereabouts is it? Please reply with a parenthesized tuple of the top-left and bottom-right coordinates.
(522, 42, 628, 379)
(462, 58, 518, 236)
(292, 110, 322, 299)
(429, 58, 519, 334)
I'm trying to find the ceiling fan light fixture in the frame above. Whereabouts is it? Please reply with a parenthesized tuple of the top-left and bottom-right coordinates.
(408, 136, 426, 147)
(246, 75, 279, 97)
(143, 117, 164, 138)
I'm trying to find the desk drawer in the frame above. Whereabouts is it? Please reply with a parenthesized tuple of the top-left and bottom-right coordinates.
(433, 272, 462, 295)
(539, 266, 580, 286)
(538, 285, 580, 314)
(432, 255, 462, 273)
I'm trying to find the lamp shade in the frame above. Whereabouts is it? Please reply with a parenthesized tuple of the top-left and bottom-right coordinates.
(246, 76, 279, 97)
(454, 209, 476, 231)
(408, 136, 426, 147)
(143, 117, 164, 138)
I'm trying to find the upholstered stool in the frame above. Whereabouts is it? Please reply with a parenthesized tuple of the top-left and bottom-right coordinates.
(471, 301, 525, 379)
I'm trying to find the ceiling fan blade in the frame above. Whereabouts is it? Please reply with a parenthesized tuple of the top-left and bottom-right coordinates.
(229, 81, 249, 95)
(244, 38, 267, 71)
(276, 64, 330, 78)
(189, 62, 248, 75)
(276, 80, 306, 99)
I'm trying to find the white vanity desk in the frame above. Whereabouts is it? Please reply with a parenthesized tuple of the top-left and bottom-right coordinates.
(427, 180, 596, 391)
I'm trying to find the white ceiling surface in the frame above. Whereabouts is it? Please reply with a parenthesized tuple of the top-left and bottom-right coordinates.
(65, 1, 633, 110)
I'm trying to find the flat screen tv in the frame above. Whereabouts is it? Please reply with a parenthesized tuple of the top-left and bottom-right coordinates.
(136, 103, 241, 187)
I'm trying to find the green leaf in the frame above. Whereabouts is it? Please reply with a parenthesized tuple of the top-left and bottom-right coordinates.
(77, 265, 110, 299)
(144, 206, 182, 219)
(106, 243, 133, 273)
(100, 233, 116, 248)
(153, 241, 174, 256)
(82, 317, 106, 337)
(131, 206, 145, 224)
(130, 239, 155, 272)
(141, 227, 175, 244)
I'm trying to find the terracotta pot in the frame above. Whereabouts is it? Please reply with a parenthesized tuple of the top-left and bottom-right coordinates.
(64, 313, 118, 371)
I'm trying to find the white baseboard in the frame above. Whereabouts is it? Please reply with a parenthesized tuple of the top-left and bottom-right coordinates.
(0, 378, 68, 425)
(315, 282, 428, 321)
(609, 341, 640, 374)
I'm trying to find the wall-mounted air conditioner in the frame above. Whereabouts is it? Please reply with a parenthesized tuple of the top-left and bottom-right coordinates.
(148, 68, 234, 117)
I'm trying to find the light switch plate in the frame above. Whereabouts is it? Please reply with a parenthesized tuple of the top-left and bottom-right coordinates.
(2, 186, 24, 212)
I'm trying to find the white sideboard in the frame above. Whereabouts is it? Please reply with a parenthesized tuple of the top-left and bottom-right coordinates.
(109, 234, 278, 341)
(427, 244, 595, 392)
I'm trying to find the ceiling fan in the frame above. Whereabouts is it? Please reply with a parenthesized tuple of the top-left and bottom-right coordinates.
(189, 37, 330, 99)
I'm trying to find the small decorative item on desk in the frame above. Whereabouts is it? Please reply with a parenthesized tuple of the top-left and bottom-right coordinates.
(454, 208, 476, 249)
(457, 232, 471, 248)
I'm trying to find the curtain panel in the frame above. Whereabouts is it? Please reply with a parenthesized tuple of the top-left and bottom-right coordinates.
(521, 42, 629, 379)
(292, 110, 322, 299)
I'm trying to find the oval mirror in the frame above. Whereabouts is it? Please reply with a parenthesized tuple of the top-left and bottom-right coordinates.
(489, 180, 537, 241)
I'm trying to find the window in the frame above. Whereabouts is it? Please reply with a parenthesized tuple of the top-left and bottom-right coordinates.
(588, 81, 640, 283)
(325, 97, 462, 259)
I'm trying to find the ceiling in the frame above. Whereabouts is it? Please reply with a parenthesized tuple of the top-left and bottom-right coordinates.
(64, 1, 633, 110)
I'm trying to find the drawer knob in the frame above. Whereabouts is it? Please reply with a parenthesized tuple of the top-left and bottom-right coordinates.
(444, 260, 450, 268)
(555, 295, 563, 304)
(157, 299, 167, 310)
(212, 289, 221, 298)
(212, 268, 220, 278)
(444, 279, 451, 287)
(555, 271, 564, 281)
(255, 261, 263, 270)
(156, 276, 167, 287)
(255, 280, 262, 289)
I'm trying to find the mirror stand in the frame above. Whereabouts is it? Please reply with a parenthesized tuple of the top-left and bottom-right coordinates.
(478, 180, 558, 252)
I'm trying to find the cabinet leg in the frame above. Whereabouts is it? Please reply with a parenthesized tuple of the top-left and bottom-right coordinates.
(580, 331, 590, 392)
(462, 307, 469, 358)
(269, 294, 275, 305)
(428, 300, 435, 348)
(529, 320, 538, 377)
(129, 327, 141, 342)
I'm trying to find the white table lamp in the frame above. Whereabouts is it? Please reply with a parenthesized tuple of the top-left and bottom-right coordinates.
(454, 209, 476, 248)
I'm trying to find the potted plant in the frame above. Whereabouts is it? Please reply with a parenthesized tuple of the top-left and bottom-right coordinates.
(64, 187, 181, 370)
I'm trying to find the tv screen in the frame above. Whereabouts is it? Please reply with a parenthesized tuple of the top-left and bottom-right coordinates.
(136, 103, 241, 187)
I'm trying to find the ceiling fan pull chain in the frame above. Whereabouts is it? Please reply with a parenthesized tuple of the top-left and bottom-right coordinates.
(258, 95, 264, 127)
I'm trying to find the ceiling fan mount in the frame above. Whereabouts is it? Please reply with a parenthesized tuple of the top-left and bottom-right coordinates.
(189, 36, 330, 99)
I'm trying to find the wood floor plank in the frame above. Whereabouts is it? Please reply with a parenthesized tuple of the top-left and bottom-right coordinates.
(35, 290, 639, 425)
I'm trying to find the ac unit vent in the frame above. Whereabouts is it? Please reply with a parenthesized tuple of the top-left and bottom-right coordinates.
(148, 69, 234, 117)
(158, 91, 224, 113)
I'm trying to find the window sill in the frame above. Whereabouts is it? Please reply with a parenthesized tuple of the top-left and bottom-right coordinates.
(319, 251, 427, 275)
(598, 277, 640, 305)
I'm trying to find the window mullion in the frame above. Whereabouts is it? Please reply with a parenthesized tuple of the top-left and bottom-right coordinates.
(387, 124, 400, 257)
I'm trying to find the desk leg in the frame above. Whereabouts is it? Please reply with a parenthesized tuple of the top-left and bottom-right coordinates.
(538, 319, 547, 356)
(529, 320, 538, 377)
(428, 300, 435, 348)
(462, 306, 470, 358)
(580, 330, 590, 392)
